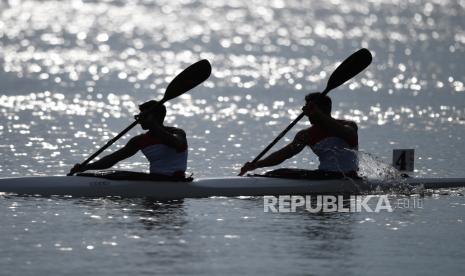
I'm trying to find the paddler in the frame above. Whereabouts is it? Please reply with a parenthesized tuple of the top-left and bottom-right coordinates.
(239, 92, 359, 179)
(68, 100, 188, 179)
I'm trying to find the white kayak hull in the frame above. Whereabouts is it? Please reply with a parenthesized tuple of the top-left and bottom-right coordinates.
(0, 175, 464, 199)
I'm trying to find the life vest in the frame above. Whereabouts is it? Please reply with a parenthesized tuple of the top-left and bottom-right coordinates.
(137, 128, 187, 177)
(306, 120, 358, 173)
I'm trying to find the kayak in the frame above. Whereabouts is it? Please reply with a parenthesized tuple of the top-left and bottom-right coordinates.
(0, 171, 464, 199)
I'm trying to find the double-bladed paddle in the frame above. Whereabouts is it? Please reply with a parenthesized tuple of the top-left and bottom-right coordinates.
(249, 48, 372, 164)
(68, 59, 212, 175)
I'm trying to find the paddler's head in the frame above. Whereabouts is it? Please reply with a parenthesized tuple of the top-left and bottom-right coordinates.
(303, 92, 332, 123)
(136, 100, 167, 130)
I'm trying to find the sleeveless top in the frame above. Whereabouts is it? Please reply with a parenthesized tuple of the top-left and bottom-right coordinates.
(136, 127, 188, 176)
(306, 120, 358, 173)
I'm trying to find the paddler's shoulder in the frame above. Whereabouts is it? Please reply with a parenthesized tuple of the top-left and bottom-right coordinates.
(133, 132, 149, 141)
(127, 133, 147, 149)
(294, 127, 312, 141)
(132, 131, 151, 140)
(164, 126, 187, 137)
(337, 119, 358, 131)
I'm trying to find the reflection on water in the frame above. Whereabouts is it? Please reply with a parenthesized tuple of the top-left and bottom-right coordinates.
(1, 195, 464, 275)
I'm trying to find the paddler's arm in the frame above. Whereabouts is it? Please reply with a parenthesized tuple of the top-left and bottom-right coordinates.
(150, 124, 187, 152)
(68, 137, 140, 175)
(304, 103, 357, 141)
(238, 130, 307, 176)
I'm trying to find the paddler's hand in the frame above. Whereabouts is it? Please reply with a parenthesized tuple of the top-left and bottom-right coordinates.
(302, 101, 319, 118)
(303, 101, 327, 124)
(238, 161, 258, 176)
(68, 163, 87, 176)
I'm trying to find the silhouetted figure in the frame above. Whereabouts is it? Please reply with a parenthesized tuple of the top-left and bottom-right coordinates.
(239, 92, 359, 179)
(69, 100, 188, 180)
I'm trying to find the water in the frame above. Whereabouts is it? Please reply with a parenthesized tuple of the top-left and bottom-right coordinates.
(1, 0, 465, 274)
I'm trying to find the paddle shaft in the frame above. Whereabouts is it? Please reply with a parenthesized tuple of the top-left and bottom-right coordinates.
(72, 59, 212, 172)
(249, 48, 372, 165)
(251, 88, 330, 163)
(82, 119, 139, 166)
(252, 113, 304, 163)
(81, 98, 169, 167)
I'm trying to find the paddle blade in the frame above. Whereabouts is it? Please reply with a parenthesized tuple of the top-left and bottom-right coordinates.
(323, 48, 372, 95)
(161, 59, 212, 103)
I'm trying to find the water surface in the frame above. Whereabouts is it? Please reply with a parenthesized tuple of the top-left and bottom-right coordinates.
(0, 0, 464, 275)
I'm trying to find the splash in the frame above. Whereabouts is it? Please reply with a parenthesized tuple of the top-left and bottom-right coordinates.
(356, 150, 404, 181)
(353, 150, 418, 194)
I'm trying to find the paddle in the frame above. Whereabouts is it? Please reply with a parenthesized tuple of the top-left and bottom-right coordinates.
(68, 59, 212, 175)
(249, 48, 372, 164)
